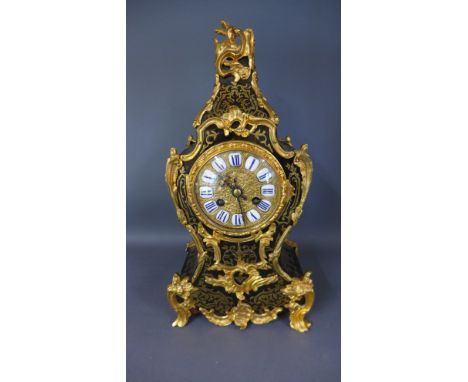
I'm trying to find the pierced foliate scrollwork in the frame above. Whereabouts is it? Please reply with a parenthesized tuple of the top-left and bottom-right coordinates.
(205, 260, 278, 301)
(200, 301, 283, 330)
(214, 20, 254, 82)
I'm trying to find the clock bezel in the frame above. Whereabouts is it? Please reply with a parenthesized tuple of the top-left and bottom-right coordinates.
(186, 140, 289, 237)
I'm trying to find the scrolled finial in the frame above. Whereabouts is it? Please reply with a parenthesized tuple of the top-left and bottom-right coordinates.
(214, 20, 255, 82)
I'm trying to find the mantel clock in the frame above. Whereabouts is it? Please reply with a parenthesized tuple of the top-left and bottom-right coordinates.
(165, 21, 314, 332)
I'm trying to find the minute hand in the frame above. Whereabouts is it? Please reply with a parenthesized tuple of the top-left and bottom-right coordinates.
(236, 196, 245, 224)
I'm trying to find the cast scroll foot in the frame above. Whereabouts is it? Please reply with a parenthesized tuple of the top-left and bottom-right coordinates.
(282, 272, 315, 333)
(167, 274, 197, 328)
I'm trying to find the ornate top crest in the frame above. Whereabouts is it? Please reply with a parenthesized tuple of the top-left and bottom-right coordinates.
(214, 20, 255, 82)
(193, 21, 278, 128)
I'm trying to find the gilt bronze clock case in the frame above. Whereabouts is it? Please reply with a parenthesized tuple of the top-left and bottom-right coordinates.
(165, 21, 314, 332)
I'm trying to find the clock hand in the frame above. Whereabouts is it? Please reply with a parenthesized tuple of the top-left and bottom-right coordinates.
(236, 195, 245, 224)
(231, 185, 246, 224)
(219, 174, 236, 190)
(232, 177, 248, 200)
(218, 174, 227, 187)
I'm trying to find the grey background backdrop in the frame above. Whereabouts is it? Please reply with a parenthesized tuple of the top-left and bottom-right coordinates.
(127, 0, 340, 381)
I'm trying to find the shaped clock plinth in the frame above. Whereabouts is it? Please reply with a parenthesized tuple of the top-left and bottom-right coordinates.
(165, 21, 314, 332)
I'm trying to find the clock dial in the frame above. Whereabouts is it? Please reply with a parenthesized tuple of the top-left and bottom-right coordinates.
(191, 144, 285, 234)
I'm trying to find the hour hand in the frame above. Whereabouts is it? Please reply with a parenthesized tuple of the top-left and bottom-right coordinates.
(219, 174, 234, 189)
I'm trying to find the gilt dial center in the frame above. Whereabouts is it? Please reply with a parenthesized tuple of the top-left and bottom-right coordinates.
(232, 188, 242, 197)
